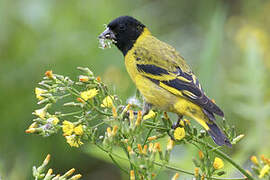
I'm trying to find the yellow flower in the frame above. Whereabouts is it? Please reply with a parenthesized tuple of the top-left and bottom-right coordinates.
(80, 88, 98, 101)
(35, 87, 47, 100)
(34, 107, 47, 119)
(65, 135, 83, 147)
(259, 164, 270, 178)
(143, 110, 156, 120)
(74, 125, 84, 136)
(251, 156, 259, 165)
(62, 120, 75, 136)
(101, 96, 114, 108)
(174, 127, 185, 140)
(213, 157, 224, 169)
(47, 116, 59, 125)
(179, 120, 185, 126)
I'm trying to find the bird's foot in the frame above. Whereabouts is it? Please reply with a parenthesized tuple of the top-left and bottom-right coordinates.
(171, 115, 184, 129)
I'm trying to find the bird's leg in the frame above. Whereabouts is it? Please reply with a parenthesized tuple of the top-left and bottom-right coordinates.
(168, 115, 183, 140)
(142, 101, 152, 116)
(171, 115, 183, 129)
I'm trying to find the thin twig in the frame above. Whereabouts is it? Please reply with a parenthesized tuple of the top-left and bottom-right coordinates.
(108, 153, 129, 174)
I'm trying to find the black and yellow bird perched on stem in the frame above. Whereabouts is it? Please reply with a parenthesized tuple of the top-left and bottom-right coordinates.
(99, 16, 232, 147)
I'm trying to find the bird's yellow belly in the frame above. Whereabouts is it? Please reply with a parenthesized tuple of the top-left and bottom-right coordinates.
(134, 75, 177, 111)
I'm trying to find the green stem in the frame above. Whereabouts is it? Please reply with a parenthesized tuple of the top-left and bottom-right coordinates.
(194, 138, 252, 180)
(59, 111, 82, 117)
(93, 107, 112, 116)
(108, 153, 128, 174)
(153, 161, 194, 176)
(143, 124, 168, 131)
(143, 129, 153, 146)
(92, 121, 105, 129)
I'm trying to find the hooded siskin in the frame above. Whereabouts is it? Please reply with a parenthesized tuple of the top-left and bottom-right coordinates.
(99, 16, 231, 147)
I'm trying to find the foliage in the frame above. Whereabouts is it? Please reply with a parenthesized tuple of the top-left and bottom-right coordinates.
(26, 67, 265, 180)
(32, 154, 81, 180)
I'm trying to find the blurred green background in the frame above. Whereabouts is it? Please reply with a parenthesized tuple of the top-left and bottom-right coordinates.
(1, 0, 270, 179)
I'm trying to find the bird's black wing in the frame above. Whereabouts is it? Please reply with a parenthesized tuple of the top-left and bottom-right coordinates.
(133, 39, 224, 117)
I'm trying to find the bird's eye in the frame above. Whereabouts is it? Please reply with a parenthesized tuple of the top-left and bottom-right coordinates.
(119, 24, 126, 31)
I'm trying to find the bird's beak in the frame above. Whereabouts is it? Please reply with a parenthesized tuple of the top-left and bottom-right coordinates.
(98, 27, 116, 40)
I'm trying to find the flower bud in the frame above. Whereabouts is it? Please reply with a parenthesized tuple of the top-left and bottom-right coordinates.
(63, 168, 75, 177)
(147, 136, 157, 141)
(79, 75, 89, 82)
(52, 174, 60, 180)
(70, 174, 82, 180)
(250, 156, 259, 165)
(142, 145, 148, 155)
(77, 67, 93, 76)
(167, 139, 174, 151)
(130, 170, 135, 180)
(112, 125, 118, 136)
(43, 154, 51, 166)
(107, 127, 112, 137)
(137, 144, 143, 154)
(232, 134, 245, 144)
(112, 106, 118, 118)
(194, 168, 199, 177)
(171, 173, 179, 180)
(198, 151, 204, 160)
(135, 111, 142, 126)
(45, 70, 54, 79)
(96, 76, 101, 82)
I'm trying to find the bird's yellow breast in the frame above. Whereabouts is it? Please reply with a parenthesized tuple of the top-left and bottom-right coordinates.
(125, 55, 177, 111)
(124, 28, 177, 111)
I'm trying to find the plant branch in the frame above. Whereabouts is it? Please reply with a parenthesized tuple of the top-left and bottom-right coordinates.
(95, 142, 247, 180)
(194, 138, 251, 180)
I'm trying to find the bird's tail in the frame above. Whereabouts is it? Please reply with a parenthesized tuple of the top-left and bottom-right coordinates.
(206, 122, 232, 147)
(185, 109, 232, 147)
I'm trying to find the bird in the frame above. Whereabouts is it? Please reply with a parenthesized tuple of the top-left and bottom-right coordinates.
(98, 16, 231, 147)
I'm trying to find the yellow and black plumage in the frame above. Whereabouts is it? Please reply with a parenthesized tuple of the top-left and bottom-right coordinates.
(99, 16, 231, 147)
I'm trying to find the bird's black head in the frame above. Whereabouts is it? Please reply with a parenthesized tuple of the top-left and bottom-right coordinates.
(99, 16, 146, 55)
